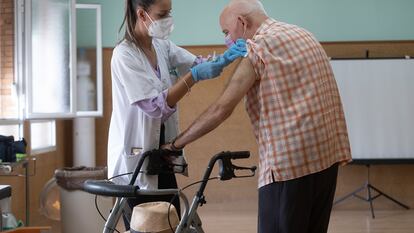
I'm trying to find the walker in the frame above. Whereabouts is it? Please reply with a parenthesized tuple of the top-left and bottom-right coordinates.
(83, 149, 257, 233)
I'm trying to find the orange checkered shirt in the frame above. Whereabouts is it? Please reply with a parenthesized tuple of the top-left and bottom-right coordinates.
(246, 18, 352, 188)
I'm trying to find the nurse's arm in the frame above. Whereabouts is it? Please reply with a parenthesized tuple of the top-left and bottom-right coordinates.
(168, 58, 257, 149)
(166, 72, 196, 107)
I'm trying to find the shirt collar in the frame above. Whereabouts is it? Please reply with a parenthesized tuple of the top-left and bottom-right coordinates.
(253, 18, 277, 37)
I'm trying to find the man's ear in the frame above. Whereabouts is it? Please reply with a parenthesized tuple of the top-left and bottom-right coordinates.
(237, 15, 250, 38)
(238, 15, 248, 28)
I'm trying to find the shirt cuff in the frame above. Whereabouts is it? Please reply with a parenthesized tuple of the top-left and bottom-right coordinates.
(193, 55, 210, 66)
(134, 89, 177, 123)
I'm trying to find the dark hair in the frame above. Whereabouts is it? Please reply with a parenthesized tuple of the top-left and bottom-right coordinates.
(119, 0, 157, 45)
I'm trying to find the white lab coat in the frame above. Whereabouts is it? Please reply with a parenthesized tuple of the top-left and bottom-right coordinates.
(108, 39, 196, 189)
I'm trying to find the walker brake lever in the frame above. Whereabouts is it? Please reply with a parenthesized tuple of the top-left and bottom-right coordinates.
(218, 158, 235, 181)
(219, 157, 257, 180)
(233, 165, 256, 171)
(233, 165, 257, 179)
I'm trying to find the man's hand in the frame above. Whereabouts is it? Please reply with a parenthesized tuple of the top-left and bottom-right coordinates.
(159, 145, 183, 165)
(161, 142, 182, 152)
(161, 143, 174, 151)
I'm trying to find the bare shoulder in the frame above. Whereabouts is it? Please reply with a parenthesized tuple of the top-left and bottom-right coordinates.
(219, 58, 257, 103)
(230, 57, 257, 85)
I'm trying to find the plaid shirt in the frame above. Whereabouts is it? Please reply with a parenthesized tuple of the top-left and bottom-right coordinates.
(246, 19, 352, 188)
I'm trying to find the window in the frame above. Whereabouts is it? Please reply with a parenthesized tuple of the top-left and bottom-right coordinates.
(16, 0, 103, 119)
(24, 0, 77, 119)
(30, 120, 56, 154)
(0, 122, 22, 139)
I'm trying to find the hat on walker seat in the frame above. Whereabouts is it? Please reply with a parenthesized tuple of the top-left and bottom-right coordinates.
(125, 201, 179, 233)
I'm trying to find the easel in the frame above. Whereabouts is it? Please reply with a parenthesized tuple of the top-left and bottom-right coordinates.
(334, 163, 410, 218)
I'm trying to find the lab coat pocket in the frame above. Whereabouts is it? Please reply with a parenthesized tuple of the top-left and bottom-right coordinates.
(123, 147, 143, 159)
(131, 147, 144, 156)
(121, 148, 145, 180)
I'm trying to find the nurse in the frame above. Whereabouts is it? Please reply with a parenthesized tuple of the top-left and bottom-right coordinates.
(108, 0, 246, 229)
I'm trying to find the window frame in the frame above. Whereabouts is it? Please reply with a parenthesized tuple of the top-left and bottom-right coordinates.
(75, 3, 103, 117)
(14, 0, 24, 122)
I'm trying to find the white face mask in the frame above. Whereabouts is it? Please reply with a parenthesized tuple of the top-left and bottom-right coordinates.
(144, 11, 174, 40)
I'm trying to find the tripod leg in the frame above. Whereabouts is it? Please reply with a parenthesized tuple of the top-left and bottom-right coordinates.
(334, 185, 366, 206)
(367, 185, 375, 218)
(369, 185, 410, 210)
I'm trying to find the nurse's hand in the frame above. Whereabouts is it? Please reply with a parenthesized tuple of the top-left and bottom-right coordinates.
(190, 39, 247, 82)
(190, 60, 225, 82)
(222, 39, 247, 65)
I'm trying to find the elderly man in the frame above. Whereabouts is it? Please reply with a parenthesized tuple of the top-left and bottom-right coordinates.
(164, 0, 352, 232)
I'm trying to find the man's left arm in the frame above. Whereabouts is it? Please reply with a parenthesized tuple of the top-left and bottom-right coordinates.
(164, 57, 257, 150)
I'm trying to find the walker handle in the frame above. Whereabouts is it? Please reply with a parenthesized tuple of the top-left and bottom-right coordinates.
(227, 151, 250, 159)
(83, 180, 138, 197)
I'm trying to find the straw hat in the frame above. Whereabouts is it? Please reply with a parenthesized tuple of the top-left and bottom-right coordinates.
(125, 201, 179, 233)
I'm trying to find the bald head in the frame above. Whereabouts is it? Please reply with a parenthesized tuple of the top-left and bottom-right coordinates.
(224, 0, 267, 17)
(220, 0, 268, 42)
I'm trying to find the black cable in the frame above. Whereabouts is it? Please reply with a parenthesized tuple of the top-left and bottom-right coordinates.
(94, 195, 121, 233)
(167, 176, 219, 232)
(107, 172, 135, 181)
(95, 195, 106, 223)
(93, 171, 139, 232)
(95, 172, 135, 220)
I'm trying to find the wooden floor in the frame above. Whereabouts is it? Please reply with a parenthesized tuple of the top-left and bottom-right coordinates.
(328, 210, 414, 233)
(51, 203, 414, 233)
(196, 203, 414, 233)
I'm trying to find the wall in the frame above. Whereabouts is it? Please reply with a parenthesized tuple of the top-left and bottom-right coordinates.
(76, 0, 414, 47)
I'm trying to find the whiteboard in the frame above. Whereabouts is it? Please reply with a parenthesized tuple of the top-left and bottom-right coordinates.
(331, 59, 414, 160)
